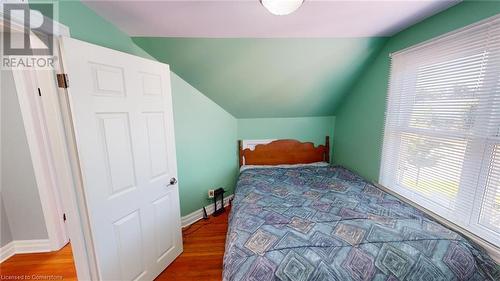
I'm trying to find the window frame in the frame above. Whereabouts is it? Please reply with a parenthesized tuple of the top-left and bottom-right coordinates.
(380, 14, 500, 247)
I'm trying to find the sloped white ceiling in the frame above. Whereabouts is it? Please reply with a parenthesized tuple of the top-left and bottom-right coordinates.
(83, 0, 460, 38)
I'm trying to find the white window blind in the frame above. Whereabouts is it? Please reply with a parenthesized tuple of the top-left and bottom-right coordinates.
(380, 15, 500, 246)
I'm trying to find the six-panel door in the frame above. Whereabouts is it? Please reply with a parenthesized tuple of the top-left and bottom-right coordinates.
(60, 37, 182, 281)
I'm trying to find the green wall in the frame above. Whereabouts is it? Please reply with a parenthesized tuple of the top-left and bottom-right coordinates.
(32, 0, 239, 216)
(171, 73, 238, 215)
(334, 0, 500, 181)
(132, 37, 386, 118)
(238, 117, 335, 162)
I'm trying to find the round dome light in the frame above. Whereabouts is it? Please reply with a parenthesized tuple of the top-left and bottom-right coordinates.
(261, 0, 304, 16)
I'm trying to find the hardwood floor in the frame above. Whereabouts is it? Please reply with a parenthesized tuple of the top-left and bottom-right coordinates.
(0, 244, 78, 280)
(156, 208, 229, 281)
(0, 208, 229, 281)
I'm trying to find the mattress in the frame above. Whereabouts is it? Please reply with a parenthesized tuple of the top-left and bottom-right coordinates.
(223, 166, 499, 281)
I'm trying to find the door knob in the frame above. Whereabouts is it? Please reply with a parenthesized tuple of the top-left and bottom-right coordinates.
(168, 177, 177, 186)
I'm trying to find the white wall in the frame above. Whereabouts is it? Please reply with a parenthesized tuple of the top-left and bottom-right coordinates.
(1, 69, 48, 243)
(0, 196, 12, 247)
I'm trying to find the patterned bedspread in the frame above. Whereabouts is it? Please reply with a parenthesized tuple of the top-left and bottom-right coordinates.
(223, 166, 499, 281)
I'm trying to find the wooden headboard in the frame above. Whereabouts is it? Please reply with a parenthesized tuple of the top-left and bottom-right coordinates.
(238, 136, 330, 167)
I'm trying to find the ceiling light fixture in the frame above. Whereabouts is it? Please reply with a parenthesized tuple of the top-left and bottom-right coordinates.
(261, 0, 304, 16)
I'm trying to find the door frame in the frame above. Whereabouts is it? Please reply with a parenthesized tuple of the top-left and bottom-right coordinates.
(10, 65, 69, 252)
(1, 8, 98, 280)
(0, 6, 70, 251)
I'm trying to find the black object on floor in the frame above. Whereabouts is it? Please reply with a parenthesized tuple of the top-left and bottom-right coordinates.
(213, 188, 225, 216)
(202, 207, 208, 220)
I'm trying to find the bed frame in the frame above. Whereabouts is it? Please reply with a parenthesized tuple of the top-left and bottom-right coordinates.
(238, 136, 330, 167)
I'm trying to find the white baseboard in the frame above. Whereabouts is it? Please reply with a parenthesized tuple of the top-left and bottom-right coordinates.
(0, 241, 16, 263)
(15, 239, 51, 254)
(0, 239, 51, 263)
(181, 195, 233, 228)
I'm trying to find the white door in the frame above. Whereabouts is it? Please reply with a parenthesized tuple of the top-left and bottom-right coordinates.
(59, 37, 182, 281)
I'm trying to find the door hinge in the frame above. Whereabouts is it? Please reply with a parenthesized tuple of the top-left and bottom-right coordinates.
(37, 88, 42, 97)
(56, 73, 69, 88)
(63, 213, 67, 222)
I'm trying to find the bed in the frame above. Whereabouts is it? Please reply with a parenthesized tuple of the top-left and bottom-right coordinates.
(223, 138, 499, 281)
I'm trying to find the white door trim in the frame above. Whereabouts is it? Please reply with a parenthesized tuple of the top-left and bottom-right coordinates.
(10, 67, 69, 251)
(1, 9, 97, 281)
(0, 10, 70, 252)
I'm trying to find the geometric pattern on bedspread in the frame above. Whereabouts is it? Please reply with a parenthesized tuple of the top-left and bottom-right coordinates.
(223, 166, 500, 281)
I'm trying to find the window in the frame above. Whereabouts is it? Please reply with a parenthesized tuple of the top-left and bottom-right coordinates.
(380, 15, 500, 245)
